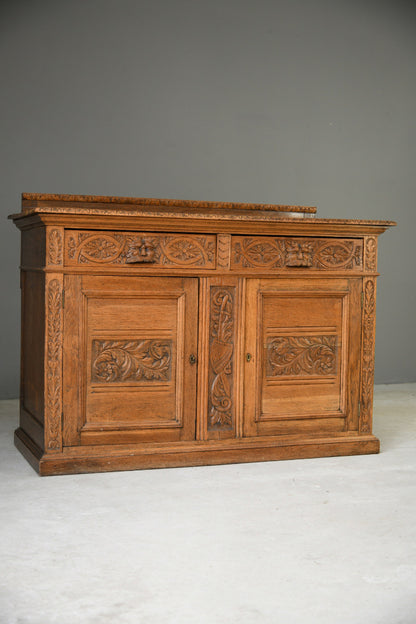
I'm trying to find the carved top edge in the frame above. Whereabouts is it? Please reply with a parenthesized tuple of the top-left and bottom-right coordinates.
(19, 193, 317, 214)
(9, 204, 397, 231)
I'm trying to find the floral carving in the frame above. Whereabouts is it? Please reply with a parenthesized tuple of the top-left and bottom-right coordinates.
(91, 339, 172, 383)
(68, 234, 123, 263)
(360, 279, 376, 432)
(266, 335, 337, 377)
(46, 279, 63, 450)
(160, 237, 215, 266)
(208, 287, 235, 429)
(66, 233, 216, 267)
(233, 238, 285, 268)
(48, 229, 63, 265)
(232, 237, 362, 270)
(315, 242, 362, 268)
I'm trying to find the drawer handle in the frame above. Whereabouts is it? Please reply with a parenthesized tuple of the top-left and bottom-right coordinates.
(285, 241, 313, 267)
(189, 354, 197, 365)
(125, 238, 156, 264)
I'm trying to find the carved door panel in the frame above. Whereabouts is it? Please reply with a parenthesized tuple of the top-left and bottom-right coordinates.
(63, 276, 198, 445)
(243, 278, 361, 437)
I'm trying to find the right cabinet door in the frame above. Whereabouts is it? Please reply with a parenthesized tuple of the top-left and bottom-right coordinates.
(243, 278, 362, 437)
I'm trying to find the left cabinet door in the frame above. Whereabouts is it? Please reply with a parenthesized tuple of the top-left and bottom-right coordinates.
(63, 276, 198, 446)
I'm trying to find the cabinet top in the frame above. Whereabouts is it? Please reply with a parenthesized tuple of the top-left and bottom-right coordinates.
(9, 193, 396, 235)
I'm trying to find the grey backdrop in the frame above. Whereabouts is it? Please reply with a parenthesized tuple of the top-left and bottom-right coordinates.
(1, 0, 415, 398)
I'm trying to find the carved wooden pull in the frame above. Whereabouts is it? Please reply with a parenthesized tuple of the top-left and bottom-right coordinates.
(285, 241, 313, 267)
(125, 238, 156, 264)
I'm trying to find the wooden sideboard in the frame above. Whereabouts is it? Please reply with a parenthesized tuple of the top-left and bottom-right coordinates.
(9, 194, 395, 475)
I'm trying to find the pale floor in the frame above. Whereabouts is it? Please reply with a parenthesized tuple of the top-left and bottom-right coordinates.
(0, 384, 415, 624)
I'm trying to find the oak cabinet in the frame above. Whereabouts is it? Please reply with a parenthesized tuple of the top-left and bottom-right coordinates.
(10, 194, 395, 475)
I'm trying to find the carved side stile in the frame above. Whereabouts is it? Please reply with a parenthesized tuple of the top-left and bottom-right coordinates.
(360, 278, 377, 433)
(45, 277, 63, 451)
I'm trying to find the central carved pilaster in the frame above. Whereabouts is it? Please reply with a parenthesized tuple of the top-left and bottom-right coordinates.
(208, 287, 235, 430)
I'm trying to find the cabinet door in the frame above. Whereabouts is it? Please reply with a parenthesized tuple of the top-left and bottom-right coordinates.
(63, 276, 198, 445)
(243, 278, 361, 437)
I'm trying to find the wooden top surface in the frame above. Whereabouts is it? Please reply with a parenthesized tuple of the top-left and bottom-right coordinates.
(20, 193, 317, 214)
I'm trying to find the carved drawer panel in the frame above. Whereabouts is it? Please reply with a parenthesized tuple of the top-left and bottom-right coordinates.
(231, 236, 363, 271)
(65, 230, 217, 268)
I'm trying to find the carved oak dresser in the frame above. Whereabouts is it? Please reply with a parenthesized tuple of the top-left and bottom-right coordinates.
(10, 193, 395, 475)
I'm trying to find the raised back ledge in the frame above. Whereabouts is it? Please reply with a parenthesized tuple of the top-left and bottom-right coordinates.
(20, 193, 317, 215)
(9, 193, 397, 234)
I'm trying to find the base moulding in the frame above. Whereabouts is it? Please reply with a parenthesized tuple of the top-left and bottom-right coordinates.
(15, 427, 380, 476)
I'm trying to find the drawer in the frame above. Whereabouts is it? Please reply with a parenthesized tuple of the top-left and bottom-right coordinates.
(65, 230, 217, 269)
(231, 236, 363, 271)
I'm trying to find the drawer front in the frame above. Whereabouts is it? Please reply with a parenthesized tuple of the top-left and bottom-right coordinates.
(65, 230, 217, 269)
(231, 236, 363, 271)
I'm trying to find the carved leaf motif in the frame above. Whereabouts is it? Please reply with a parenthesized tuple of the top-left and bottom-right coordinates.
(46, 279, 62, 450)
(48, 229, 63, 265)
(208, 287, 235, 429)
(360, 279, 376, 432)
(217, 235, 231, 268)
(365, 238, 377, 271)
(267, 335, 337, 377)
(91, 339, 172, 383)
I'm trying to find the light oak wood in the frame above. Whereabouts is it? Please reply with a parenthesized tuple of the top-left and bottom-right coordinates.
(9, 194, 395, 475)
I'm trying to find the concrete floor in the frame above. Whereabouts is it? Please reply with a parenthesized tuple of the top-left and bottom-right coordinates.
(0, 384, 415, 624)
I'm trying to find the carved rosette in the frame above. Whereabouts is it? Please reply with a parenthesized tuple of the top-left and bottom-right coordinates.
(365, 237, 377, 271)
(66, 232, 216, 268)
(208, 287, 235, 430)
(232, 237, 363, 270)
(360, 279, 376, 433)
(45, 279, 63, 451)
(266, 335, 337, 377)
(233, 238, 285, 268)
(91, 339, 172, 383)
(47, 229, 63, 265)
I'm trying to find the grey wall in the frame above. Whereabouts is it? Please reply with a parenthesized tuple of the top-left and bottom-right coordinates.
(1, 0, 415, 398)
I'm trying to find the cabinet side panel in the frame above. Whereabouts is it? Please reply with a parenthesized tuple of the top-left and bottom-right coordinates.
(21, 271, 45, 431)
(21, 228, 46, 268)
